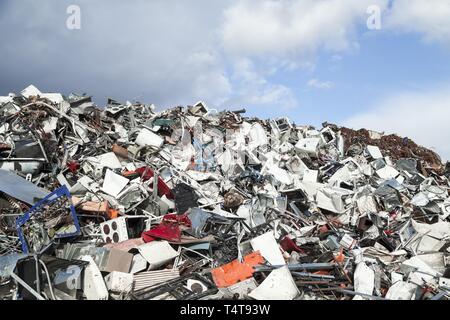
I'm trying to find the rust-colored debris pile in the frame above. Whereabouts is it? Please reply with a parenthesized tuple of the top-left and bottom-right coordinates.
(0, 85, 449, 301)
(337, 125, 443, 172)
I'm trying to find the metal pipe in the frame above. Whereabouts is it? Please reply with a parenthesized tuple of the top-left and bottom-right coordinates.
(338, 289, 389, 301)
(34, 255, 41, 297)
(39, 260, 56, 300)
(292, 272, 335, 280)
(254, 263, 336, 272)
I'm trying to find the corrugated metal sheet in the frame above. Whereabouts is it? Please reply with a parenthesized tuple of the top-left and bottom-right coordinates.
(133, 269, 180, 291)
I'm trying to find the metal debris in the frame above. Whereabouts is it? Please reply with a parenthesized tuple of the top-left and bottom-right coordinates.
(1, 85, 450, 300)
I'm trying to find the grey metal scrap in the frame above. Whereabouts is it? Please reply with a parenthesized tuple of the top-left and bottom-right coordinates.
(0, 84, 449, 301)
(0, 169, 50, 205)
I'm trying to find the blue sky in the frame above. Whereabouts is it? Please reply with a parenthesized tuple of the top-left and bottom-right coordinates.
(1, 0, 450, 159)
(275, 31, 450, 125)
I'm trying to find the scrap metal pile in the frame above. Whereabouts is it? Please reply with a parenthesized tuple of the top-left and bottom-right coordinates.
(1, 85, 450, 300)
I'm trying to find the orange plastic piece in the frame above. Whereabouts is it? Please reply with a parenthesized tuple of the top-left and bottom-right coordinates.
(107, 208, 119, 220)
(211, 252, 265, 288)
(334, 248, 345, 263)
(122, 170, 135, 176)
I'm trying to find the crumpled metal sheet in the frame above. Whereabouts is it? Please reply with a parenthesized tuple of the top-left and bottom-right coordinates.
(0, 169, 49, 205)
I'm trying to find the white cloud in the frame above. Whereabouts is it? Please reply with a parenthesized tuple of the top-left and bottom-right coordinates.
(0, 0, 306, 111)
(222, 0, 388, 60)
(0, 0, 233, 108)
(343, 86, 450, 161)
(307, 78, 334, 89)
(224, 58, 298, 110)
(330, 54, 343, 62)
(180, 51, 232, 106)
(219, 0, 390, 109)
(3, 0, 450, 120)
(387, 0, 450, 46)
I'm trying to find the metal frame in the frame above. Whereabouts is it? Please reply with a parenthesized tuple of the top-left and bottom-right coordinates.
(16, 185, 81, 253)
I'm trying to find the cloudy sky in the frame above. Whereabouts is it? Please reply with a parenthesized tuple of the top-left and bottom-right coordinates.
(1, 0, 450, 160)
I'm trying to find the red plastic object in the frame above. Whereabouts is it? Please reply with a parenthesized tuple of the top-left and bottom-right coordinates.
(142, 223, 180, 242)
(136, 167, 174, 200)
(67, 161, 80, 174)
(280, 236, 305, 254)
(161, 213, 191, 226)
(142, 213, 191, 243)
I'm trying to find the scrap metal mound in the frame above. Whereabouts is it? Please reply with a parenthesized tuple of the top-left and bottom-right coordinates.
(0, 85, 450, 301)
(337, 125, 443, 172)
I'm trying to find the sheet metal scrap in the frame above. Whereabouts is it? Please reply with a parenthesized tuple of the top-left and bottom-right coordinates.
(0, 84, 450, 300)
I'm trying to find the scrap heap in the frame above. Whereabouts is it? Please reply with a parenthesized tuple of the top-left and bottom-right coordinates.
(0, 85, 450, 301)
